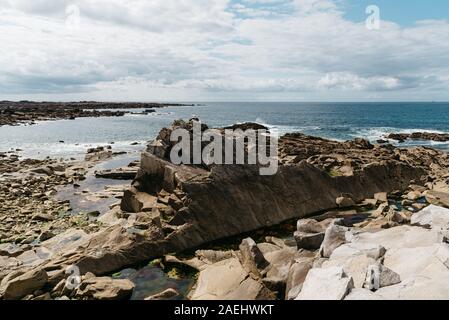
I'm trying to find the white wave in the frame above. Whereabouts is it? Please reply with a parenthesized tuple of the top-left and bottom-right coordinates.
(351, 127, 448, 142)
(2, 140, 146, 160)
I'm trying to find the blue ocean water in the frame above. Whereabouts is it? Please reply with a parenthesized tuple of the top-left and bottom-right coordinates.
(1, 102, 448, 158)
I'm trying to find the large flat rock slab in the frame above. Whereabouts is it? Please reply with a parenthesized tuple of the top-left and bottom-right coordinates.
(411, 204, 449, 231)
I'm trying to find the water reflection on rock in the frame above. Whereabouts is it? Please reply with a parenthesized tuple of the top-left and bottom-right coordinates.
(113, 265, 195, 300)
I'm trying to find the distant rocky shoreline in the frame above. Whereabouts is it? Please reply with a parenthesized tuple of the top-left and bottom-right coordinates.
(386, 132, 449, 143)
(1, 119, 449, 300)
(0, 101, 193, 127)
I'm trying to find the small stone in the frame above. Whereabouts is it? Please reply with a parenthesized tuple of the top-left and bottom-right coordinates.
(407, 191, 422, 201)
(374, 192, 388, 203)
(32, 213, 55, 222)
(294, 232, 324, 250)
(364, 263, 401, 290)
(336, 197, 355, 208)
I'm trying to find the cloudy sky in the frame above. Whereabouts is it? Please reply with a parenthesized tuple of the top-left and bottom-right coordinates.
(0, 0, 448, 102)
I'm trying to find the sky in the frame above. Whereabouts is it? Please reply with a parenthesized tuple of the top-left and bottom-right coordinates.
(0, 0, 448, 102)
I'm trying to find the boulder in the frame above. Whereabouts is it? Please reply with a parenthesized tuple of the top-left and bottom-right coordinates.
(262, 247, 304, 296)
(323, 254, 376, 288)
(336, 196, 355, 208)
(97, 207, 123, 226)
(320, 220, 350, 258)
(330, 242, 386, 261)
(407, 191, 422, 201)
(374, 275, 449, 300)
(294, 232, 324, 251)
(0, 243, 23, 258)
(0, 268, 48, 300)
(350, 225, 442, 251)
(383, 244, 449, 281)
(75, 277, 134, 300)
(374, 192, 388, 203)
(411, 205, 449, 231)
(120, 187, 157, 213)
(191, 258, 274, 300)
(295, 267, 354, 300)
(335, 224, 449, 299)
(364, 263, 401, 290)
(372, 203, 390, 217)
(95, 167, 138, 180)
(425, 191, 449, 208)
(285, 257, 314, 300)
(297, 219, 329, 234)
(238, 238, 269, 279)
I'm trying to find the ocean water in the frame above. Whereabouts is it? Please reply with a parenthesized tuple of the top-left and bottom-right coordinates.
(1, 102, 449, 158)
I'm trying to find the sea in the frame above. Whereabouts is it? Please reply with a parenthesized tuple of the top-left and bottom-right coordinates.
(1, 102, 449, 159)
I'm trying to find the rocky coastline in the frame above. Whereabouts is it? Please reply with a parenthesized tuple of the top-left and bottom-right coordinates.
(1, 119, 449, 300)
(0, 101, 193, 127)
(386, 132, 449, 143)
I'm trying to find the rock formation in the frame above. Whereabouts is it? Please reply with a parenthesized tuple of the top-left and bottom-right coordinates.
(2, 119, 449, 300)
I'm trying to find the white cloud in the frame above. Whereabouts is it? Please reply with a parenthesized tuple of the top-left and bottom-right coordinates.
(0, 0, 448, 101)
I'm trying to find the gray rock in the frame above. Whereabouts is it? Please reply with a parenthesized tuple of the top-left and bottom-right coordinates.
(364, 263, 401, 290)
(238, 238, 269, 279)
(294, 231, 325, 250)
(295, 266, 354, 300)
(324, 254, 376, 288)
(320, 220, 350, 258)
(411, 204, 449, 231)
(0, 243, 23, 257)
(285, 258, 314, 300)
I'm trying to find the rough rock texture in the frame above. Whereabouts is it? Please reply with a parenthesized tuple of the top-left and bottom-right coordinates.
(3, 119, 449, 300)
(364, 263, 401, 289)
(190, 257, 275, 300)
(75, 276, 134, 300)
(0, 268, 48, 300)
(295, 266, 354, 300)
(238, 238, 269, 279)
(294, 219, 331, 250)
(425, 191, 449, 208)
(319, 220, 350, 258)
(411, 204, 449, 231)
